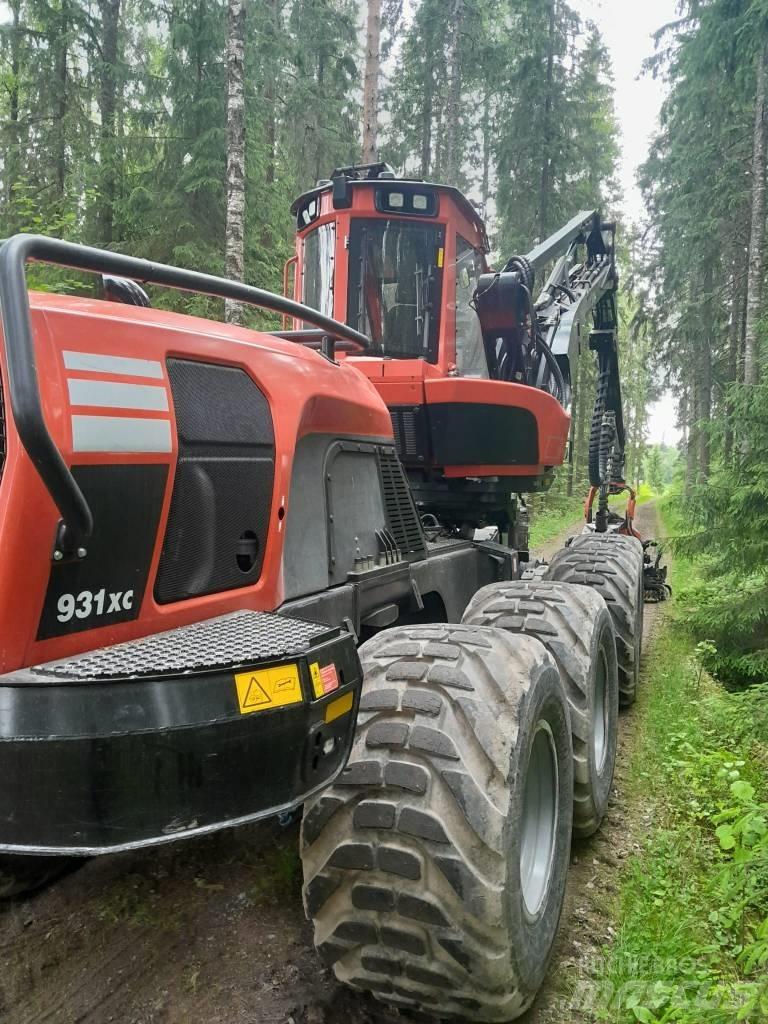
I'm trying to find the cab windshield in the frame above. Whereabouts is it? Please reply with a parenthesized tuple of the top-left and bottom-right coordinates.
(346, 218, 444, 361)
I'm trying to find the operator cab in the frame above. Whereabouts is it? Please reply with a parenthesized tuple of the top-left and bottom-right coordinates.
(289, 164, 571, 530)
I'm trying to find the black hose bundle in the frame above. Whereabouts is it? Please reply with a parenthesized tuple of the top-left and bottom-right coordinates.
(588, 352, 611, 487)
(502, 254, 535, 294)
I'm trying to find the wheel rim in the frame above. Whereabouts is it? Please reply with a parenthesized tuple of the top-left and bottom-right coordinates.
(593, 647, 608, 773)
(520, 720, 558, 918)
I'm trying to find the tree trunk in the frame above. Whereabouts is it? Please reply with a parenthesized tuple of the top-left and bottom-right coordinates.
(54, 1, 69, 211)
(685, 381, 698, 494)
(264, 0, 280, 186)
(444, 0, 463, 184)
(538, 0, 556, 240)
(361, 0, 381, 164)
(480, 85, 491, 218)
(420, 69, 433, 178)
(697, 270, 713, 481)
(97, 0, 121, 245)
(724, 256, 746, 461)
(681, 389, 691, 497)
(744, 40, 767, 387)
(313, 52, 325, 183)
(224, 0, 246, 324)
(6, 0, 22, 216)
(694, 346, 710, 484)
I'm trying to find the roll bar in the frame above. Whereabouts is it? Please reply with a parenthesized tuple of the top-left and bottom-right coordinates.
(0, 233, 369, 556)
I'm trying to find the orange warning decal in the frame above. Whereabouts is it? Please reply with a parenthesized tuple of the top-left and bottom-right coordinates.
(234, 664, 302, 715)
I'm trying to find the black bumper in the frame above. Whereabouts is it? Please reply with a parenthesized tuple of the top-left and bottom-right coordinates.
(0, 611, 361, 854)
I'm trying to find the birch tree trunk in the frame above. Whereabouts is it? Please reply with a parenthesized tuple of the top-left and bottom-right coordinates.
(744, 40, 767, 387)
(224, 0, 246, 325)
(361, 0, 381, 164)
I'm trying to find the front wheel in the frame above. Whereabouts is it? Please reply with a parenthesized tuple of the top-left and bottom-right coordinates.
(301, 623, 574, 1021)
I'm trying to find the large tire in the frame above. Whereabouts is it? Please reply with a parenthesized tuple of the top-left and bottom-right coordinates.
(462, 581, 619, 839)
(301, 623, 574, 1022)
(546, 534, 643, 708)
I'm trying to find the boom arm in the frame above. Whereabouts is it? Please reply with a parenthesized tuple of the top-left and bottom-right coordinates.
(473, 211, 626, 529)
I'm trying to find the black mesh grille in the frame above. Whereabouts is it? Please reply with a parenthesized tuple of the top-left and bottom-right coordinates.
(376, 447, 427, 562)
(391, 408, 418, 459)
(389, 405, 429, 464)
(155, 359, 275, 604)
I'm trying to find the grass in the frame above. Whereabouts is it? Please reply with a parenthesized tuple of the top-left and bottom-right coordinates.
(589, 504, 768, 1023)
(528, 483, 659, 549)
(609, 482, 657, 507)
(529, 494, 586, 547)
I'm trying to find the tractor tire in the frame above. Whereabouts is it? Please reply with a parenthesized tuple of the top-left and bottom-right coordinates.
(461, 581, 619, 839)
(0, 854, 76, 899)
(545, 534, 643, 708)
(301, 623, 574, 1022)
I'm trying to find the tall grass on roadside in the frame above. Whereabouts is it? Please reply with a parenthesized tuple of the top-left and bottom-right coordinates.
(587, 519, 768, 1023)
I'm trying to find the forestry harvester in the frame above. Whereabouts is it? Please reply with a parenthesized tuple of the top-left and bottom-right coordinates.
(0, 162, 662, 1020)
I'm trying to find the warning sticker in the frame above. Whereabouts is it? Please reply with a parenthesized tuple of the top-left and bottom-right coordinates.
(234, 664, 302, 715)
(309, 661, 340, 699)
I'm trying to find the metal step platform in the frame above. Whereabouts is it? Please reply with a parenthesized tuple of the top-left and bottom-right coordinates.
(0, 611, 361, 855)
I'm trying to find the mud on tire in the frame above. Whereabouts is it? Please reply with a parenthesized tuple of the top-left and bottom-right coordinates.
(545, 534, 643, 708)
(301, 623, 574, 1022)
(462, 581, 619, 838)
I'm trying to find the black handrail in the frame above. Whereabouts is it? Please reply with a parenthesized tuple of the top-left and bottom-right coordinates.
(0, 233, 369, 555)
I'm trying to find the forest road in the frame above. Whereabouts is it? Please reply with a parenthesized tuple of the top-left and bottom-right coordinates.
(0, 502, 665, 1024)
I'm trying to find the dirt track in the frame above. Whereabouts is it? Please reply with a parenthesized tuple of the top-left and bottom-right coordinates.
(0, 504, 664, 1024)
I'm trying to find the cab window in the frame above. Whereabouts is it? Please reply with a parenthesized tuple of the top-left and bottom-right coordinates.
(454, 236, 487, 377)
(301, 222, 335, 320)
(347, 218, 444, 361)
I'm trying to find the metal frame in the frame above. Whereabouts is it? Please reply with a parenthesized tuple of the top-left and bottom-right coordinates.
(0, 233, 369, 554)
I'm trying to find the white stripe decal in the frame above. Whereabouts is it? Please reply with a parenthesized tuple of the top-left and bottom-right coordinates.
(71, 415, 172, 453)
(63, 351, 164, 380)
(67, 378, 169, 412)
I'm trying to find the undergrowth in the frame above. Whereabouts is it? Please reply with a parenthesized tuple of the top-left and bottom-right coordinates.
(528, 493, 587, 547)
(591, 506, 768, 1023)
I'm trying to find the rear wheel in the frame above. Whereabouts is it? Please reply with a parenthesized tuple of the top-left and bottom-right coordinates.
(546, 534, 643, 708)
(462, 581, 619, 838)
(301, 624, 574, 1021)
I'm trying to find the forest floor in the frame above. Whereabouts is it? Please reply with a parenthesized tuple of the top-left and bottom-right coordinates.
(0, 504, 665, 1024)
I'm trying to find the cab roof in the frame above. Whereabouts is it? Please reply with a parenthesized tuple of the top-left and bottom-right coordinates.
(290, 168, 490, 253)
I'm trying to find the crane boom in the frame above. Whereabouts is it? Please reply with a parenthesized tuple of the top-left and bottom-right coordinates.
(474, 210, 626, 530)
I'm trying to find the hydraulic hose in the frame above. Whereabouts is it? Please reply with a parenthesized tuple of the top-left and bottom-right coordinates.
(588, 354, 610, 487)
(534, 334, 566, 405)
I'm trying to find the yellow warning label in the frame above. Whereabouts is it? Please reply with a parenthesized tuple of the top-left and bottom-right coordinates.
(437, 246, 445, 268)
(234, 664, 302, 715)
(309, 661, 324, 699)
